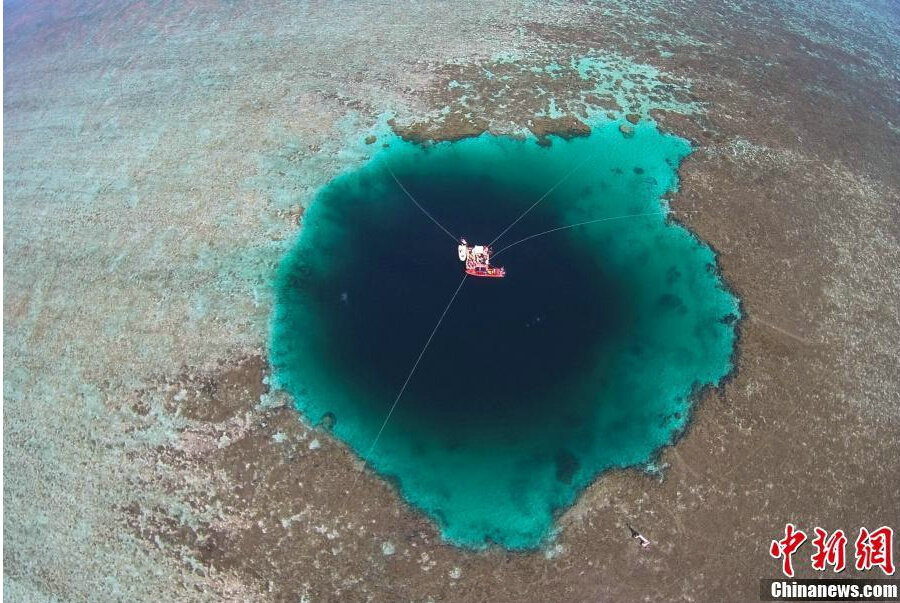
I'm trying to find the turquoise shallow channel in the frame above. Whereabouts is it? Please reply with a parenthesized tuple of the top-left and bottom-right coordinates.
(270, 120, 739, 549)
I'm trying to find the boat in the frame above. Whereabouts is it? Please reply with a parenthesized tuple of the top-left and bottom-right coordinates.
(457, 238, 506, 278)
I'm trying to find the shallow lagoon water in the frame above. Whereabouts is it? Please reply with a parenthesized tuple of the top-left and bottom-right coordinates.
(270, 121, 739, 549)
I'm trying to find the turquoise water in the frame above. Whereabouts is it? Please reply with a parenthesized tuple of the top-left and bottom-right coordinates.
(270, 120, 738, 549)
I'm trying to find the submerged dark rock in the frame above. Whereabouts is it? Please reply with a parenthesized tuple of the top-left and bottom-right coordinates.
(528, 115, 591, 145)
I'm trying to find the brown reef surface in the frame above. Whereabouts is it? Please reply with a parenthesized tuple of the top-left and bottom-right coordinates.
(3, 1, 898, 601)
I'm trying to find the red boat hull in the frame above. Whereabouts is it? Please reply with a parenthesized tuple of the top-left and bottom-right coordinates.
(466, 267, 506, 278)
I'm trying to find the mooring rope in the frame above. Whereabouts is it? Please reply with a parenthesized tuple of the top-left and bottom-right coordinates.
(351, 273, 468, 489)
(488, 150, 599, 247)
(387, 165, 458, 242)
(492, 211, 675, 259)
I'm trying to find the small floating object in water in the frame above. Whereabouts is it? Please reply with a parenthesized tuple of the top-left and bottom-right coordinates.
(458, 238, 506, 278)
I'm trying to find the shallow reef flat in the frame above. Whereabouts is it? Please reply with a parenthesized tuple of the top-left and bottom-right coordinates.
(3, 1, 899, 601)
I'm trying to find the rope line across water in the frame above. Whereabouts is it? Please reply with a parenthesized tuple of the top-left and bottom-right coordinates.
(492, 211, 690, 259)
(488, 149, 600, 247)
(351, 273, 469, 488)
(387, 166, 458, 242)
